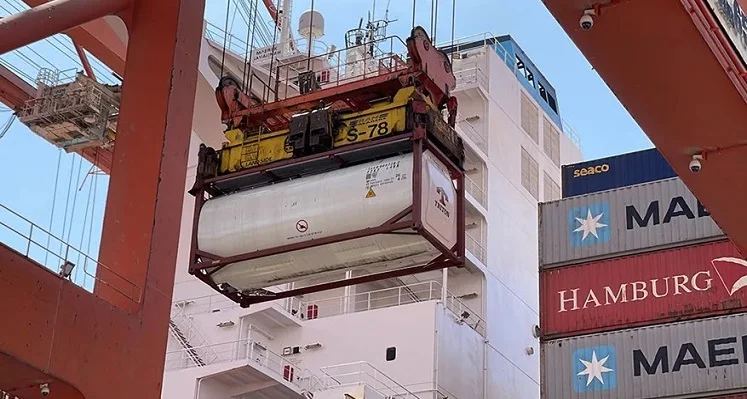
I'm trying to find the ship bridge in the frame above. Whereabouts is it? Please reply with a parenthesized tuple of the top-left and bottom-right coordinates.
(542, 0, 747, 255)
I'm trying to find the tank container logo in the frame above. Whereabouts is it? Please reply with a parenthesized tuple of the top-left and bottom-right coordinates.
(568, 203, 610, 247)
(572, 345, 617, 392)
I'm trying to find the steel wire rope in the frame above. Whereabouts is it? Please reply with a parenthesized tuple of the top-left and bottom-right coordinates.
(220, 0, 233, 78)
(63, 156, 84, 261)
(264, 0, 282, 104)
(242, 0, 261, 91)
(4, 0, 115, 83)
(57, 155, 77, 263)
(433, 0, 439, 43)
(84, 150, 101, 288)
(0, 113, 15, 139)
(236, 0, 273, 47)
(43, 150, 63, 267)
(305, 0, 315, 71)
(412, 0, 416, 28)
(76, 162, 96, 284)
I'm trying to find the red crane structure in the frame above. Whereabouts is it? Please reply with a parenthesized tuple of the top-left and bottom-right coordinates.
(542, 0, 747, 257)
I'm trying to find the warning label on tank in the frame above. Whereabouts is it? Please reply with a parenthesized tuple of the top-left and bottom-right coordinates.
(286, 219, 322, 241)
(365, 160, 407, 191)
(365, 188, 376, 198)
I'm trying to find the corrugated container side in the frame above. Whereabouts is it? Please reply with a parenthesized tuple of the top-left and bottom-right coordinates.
(540, 239, 744, 340)
(539, 177, 724, 269)
(541, 313, 747, 399)
(561, 148, 677, 198)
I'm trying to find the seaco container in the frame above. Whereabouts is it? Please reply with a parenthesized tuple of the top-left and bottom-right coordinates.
(541, 312, 747, 399)
(539, 177, 724, 269)
(561, 148, 677, 198)
(540, 240, 746, 340)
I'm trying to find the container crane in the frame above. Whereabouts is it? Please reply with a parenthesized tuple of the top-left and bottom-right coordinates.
(189, 26, 466, 307)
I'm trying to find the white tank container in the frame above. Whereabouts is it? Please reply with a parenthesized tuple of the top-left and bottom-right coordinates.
(198, 151, 458, 291)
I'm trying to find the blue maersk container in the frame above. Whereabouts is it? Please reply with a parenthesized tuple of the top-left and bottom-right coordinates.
(561, 148, 678, 198)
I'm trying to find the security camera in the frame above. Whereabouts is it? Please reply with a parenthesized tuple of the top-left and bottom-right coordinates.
(40, 383, 50, 396)
(580, 9, 595, 31)
(689, 154, 703, 173)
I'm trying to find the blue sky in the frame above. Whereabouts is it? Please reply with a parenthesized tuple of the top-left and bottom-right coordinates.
(0, 0, 651, 286)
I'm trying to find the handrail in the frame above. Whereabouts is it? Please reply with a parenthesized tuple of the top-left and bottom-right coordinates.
(561, 118, 583, 148)
(318, 361, 419, 398)
(173, 280, 485, 336)
(464, 174, 487, 209)
(165, 338, 322, 392)
(465, 232, 487, 267)
(0, 203, 142, 304)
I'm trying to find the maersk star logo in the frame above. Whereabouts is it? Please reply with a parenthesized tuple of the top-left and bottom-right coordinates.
(572, 345, 617, 393)
(568, 203, 611, 247)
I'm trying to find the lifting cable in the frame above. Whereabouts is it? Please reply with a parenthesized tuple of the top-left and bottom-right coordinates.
(430, 0, 435, 37)
(265, 0, 282, 103)
(43, 150, 63, 267)
(58, 155, 77, 260)
(242, 0, 261, 92)
(0, 113, 14, 140)
(412, 0, 416, 28)
(229, 0, 239, 34)
(306, 0, 315, 71)
(63, 157, 84, 247)
(77, 165, 94, 282)
(450, 0, 456, 59)
(84, 151, 101, 287)
(220, 0, 232, 78)
(433, 0, 439, 43)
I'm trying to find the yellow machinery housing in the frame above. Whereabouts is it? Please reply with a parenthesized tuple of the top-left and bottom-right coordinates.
(218, 87, 422, 174)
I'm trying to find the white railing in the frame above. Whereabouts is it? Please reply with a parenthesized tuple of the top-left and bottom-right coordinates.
(318, 361, 419, 398)
(0, 203, 142, 304)
(561, 118, 583, 149)
(465, 232, 487, 266)
(454, 66, 489, 90)
(165, 338, 322, 392)
(456, 116, 488, 155)
(464, 174, 487, 209)
(173, 291, 304, 320)
(440, 32, 516, 74)
(169, 303, 221, 366)
(173, 281, 485, 336)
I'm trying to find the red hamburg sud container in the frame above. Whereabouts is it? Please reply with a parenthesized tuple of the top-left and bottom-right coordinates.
(540, 240, 747, 339)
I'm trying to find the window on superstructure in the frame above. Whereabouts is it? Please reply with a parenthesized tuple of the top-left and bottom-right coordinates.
(306, 304, 319, 320)
(516, 57, 527, 79)
(521, 147, 539, 200)
(520, 92, 539, 143)
(283, 365, 295, 382)
(539, 83, 548, 102)
(386, 347, 397, 361)
(544, 172, 561, 202)
(547, 93, 558, 113)
(543, 118, 561, 167)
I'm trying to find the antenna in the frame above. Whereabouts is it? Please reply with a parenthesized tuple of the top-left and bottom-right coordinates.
(372, 0, 376, 21)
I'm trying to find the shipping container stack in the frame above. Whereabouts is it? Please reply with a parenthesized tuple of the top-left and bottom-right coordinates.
(539, 149, 747, 399)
